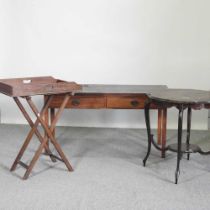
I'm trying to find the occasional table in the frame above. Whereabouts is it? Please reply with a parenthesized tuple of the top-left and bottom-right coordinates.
(143, 89, 210, 184)
(0, 76, 81, 179)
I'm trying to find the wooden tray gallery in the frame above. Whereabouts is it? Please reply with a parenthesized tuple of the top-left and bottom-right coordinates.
(0, 76, 81, 97)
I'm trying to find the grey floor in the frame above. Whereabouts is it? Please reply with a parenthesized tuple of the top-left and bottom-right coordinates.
(0, 124, 210, 210)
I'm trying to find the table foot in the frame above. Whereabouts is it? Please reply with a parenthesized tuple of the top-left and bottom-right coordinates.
(175, 170, 180, 184)
(161, 152, 165, 158)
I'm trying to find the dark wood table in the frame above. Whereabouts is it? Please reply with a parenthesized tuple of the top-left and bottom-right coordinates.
(46, 84, 168, 157)
(143, 89, 210, 184)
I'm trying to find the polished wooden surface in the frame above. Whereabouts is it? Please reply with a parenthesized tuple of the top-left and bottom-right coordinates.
(106, 95, 146, 109)
(49, 84, 168, 109)
(50, 94, 106, 109)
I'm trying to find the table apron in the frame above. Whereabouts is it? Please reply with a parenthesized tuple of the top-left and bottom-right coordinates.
(47, 94, 160, 109)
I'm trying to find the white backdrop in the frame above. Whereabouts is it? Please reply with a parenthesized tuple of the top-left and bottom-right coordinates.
(0, 0, 210, 129)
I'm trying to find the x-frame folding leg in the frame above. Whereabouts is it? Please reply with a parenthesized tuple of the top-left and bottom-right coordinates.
(10, 94, 73, 180)
(12, 96, 57, 164)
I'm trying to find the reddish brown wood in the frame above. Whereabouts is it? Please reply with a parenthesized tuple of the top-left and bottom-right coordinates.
(0, 78, 168, 179)
(46, 85, 168, 159)
(0, 76, 81, 180)
(0, 76, 81, 96)
(50, 108, 55, 137)
(10, 96, 54, 172)
(106, 94, 147, 109)
(157, 109, 162, 145)
(50, 94, 106, 109)
(205, 104, 210, 108)
(14, 96, 56, 162)
(23, 94, 73, 179)
(49, 94, 163, 110)
(161, 108, 167, 158)
(44, 96, 50, 152)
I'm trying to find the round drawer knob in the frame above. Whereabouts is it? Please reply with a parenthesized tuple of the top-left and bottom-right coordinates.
(71, 99, 80, 106)
(130, 100, 139, 107)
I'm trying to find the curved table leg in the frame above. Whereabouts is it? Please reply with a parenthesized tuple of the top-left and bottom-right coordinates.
(143, 100, 152, 166)
(175, 105, 184, 184)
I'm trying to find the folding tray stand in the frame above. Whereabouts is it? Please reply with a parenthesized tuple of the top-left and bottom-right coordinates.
(0, 76, 81, 180)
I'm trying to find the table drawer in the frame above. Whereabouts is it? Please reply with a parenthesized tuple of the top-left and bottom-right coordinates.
(49, 95, 106, 109)
(107, 95, 147, 109)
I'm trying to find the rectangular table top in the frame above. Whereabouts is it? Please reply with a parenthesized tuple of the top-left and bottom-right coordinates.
(77, 84, 168, 94)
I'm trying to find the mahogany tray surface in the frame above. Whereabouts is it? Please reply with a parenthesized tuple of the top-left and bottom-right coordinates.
(0, 76, 81, 97)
